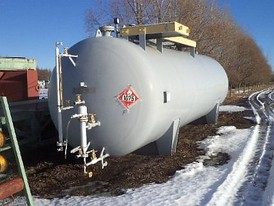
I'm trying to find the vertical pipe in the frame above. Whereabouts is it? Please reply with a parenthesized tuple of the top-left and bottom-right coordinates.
(79, 105, 88, 174)
(81, 118, 87, 173)
(80, 120, 87, 150)
(55, 43, 63, 147)
(79, 105, 88, 151)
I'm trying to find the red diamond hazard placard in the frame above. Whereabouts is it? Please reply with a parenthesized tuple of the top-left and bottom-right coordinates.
(117, 86, 140, 109)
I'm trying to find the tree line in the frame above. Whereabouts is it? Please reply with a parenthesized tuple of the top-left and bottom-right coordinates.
(86, 0, 273, 89)
(37, 68, 51, 81)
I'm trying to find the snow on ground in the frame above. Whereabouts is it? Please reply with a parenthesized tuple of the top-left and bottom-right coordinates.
(9, 104, 274, 206)
(31, 126, 257, 206)
(219, 105, 248, 113)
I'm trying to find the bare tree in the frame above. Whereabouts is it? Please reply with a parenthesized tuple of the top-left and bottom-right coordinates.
(85, 0, 273, 87)
(37, 68, 51, 81)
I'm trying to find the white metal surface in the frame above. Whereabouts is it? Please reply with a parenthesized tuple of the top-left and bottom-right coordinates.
(48, 37, 228, 156)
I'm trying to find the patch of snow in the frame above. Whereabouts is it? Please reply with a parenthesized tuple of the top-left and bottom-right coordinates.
(219, 105, 248, 113)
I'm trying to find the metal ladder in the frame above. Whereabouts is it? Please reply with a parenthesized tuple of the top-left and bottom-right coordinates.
(0, 96, 34, 206)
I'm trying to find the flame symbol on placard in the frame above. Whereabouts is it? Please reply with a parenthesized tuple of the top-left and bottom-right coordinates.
(126, 90, 132, 96)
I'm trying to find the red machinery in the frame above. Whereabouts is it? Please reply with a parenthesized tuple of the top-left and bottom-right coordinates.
(0, 57, 39, 102)
(0, 70, 39, 102)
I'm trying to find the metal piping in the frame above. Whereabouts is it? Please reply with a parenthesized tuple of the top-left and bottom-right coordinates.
(55, 42, 78, 151)
(99, 25, 114, 37)
(55, 42, 64, 150)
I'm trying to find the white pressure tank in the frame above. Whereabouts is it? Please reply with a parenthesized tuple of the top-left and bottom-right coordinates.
(48, 36, 228, 156)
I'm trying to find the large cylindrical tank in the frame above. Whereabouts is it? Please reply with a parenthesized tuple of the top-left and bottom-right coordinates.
(48, 37, 228, 156)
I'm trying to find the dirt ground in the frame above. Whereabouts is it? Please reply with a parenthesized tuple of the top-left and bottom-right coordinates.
(9, 93, 256, 199)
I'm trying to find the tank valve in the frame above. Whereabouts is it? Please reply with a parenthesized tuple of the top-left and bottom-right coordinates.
(70, 94, 109, 175)
(86, 147, 109, 169)
(87, 113, 100, 129)
(75, 94, 85, 105)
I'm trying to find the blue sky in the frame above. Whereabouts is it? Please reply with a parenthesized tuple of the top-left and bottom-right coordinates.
(0, 0, 274, 70)
(0, 1, 94, 69)
(219, 0, 274, 69)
